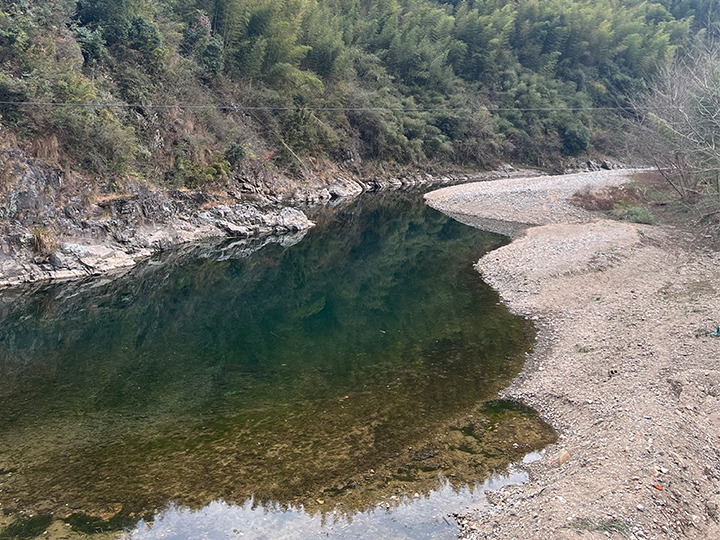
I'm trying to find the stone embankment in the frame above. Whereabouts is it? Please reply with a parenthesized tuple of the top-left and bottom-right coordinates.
(426, 171, 720, 540)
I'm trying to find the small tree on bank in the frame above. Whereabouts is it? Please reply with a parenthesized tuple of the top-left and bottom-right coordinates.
(640, 46, 720, 208)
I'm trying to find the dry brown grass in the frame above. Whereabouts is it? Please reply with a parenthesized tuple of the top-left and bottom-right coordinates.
(569, 185, 641, 211)
(629, 169, 667, 185)
(31, 135, 60, 166)
(199, 197, 235, 210)
(0, 130, 18, 149)
(0, 146, 21, 194)
(0, 162, 16, 193)
(31, 227, 59, 257)
(306, 156, 343, 183)
(93, 193, 136, 206)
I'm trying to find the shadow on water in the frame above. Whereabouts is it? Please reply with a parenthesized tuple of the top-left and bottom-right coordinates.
(0, 191, 555, 538)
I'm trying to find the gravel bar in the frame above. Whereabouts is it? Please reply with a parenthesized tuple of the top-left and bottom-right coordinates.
(425, 169, 720, 540)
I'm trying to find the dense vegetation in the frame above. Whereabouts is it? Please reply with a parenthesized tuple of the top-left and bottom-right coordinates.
(0, 0, 717, 186)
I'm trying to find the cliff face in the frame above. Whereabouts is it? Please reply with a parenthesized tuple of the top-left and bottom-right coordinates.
(0, 144, 315, 286)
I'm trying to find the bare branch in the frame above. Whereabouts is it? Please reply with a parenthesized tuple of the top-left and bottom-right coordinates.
(639, 45, 720, 201)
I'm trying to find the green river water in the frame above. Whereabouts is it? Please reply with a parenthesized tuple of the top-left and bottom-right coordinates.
(0, 192, 554, 539)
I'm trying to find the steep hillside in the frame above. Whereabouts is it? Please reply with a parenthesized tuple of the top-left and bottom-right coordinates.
(0, 0, 715, 283)
(1, 0, 713, 181)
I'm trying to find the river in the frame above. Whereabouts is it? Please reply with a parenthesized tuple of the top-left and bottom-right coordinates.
(0, 191, 554, 539)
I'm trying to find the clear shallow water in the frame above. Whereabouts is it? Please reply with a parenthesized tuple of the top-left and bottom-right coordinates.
(127, 465, 537, 540)
(0, 192, 554, 537)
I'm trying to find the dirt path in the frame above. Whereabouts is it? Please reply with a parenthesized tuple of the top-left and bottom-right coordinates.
(426, 171, 720, 540)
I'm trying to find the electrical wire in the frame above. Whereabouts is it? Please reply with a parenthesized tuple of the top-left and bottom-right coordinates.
(0, 100, 666, 113)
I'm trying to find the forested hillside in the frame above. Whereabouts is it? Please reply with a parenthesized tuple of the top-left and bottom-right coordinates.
(0, 0, 716, 186)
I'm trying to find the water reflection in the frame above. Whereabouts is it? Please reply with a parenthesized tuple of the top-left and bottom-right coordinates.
(0, 192, 554, 536)
(127, 466, 534, 540)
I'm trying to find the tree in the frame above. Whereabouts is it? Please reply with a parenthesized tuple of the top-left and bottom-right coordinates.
(77, 0, 137, 44)
(641, 46, 720, 203)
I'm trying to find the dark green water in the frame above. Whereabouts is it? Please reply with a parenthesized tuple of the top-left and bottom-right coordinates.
(0, 192, 554, 539)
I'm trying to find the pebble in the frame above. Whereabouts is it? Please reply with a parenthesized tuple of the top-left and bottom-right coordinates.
(558, 449, 571, 465)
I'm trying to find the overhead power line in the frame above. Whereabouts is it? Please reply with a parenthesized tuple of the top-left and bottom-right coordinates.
(0, 100, 667, 113)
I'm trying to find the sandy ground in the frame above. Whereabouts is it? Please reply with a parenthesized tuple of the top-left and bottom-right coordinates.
(426, 171, 720, 540)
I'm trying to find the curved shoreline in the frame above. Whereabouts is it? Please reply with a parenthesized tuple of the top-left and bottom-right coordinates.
(0, 148, 543, 290)
(426, 171, 720, 539)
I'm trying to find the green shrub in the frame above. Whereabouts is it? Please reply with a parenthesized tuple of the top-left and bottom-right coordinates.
(77, 0, 135, 45)
(557, 118, 591, 156)
(200, 36, 224, 76)
(75, 26, 108, 65)
(54, 108, 137, 173)
(127, 15, 165, 70)
(611, 202, 656, 224)
(0, 73, 29, 124)
(225, 141, 247, 167)
(173, 158, 231, 189)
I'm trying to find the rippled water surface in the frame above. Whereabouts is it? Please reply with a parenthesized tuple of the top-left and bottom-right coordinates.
(0, 192, 555, 538)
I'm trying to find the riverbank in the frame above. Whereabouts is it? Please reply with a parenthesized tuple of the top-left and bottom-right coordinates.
(0, 140, 548, 288)
(426, 171, 720, 539)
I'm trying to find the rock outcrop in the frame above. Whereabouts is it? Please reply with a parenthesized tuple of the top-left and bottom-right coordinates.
(0, 147, 315, 287)
(0, 144, 543, 287)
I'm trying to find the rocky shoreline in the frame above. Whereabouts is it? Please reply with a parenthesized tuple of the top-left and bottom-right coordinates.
(426, 171, 720, 540)
(0, 142, 555, 288)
